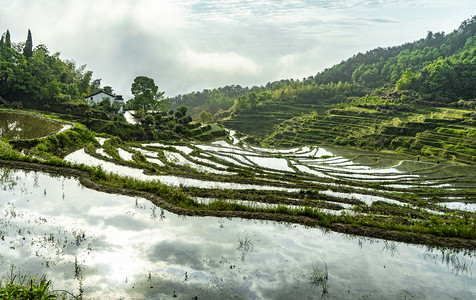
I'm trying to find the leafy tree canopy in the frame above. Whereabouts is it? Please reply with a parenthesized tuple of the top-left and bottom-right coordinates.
(129, 76, 169, 113)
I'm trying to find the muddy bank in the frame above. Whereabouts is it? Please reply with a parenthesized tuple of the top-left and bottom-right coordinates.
(1, 159, 475, 250)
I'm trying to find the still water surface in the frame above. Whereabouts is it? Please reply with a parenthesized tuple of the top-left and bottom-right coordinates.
(0, 168, 474, 299)
(0, 111, 71, 139)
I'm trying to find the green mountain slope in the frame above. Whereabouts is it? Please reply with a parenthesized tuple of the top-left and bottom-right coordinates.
(261, 95, 475, 164)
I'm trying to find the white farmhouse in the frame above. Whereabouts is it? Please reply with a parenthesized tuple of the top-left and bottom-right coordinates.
(85, 90, 125, 113)
(85, 90, 115, 105)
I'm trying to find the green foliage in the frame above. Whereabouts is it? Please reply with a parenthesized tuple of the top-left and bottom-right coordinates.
(0, 29, 100, 106)
(395, 68, 417, 90)
(199, 110, 213, 123)
(129, 76, 169, 115)
(143, 114, 155, 126)
(22, 29, 33, 58)
(18, 124, 97, 158)
(4, 30, 11, 48)
(0, 273, 65, 300)
(176, 105, 188, 117)
(0, 139, 22, 160)
(170, 85, 249, 118)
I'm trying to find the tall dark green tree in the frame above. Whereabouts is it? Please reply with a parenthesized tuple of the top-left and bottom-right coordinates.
(23, 29, 33, 58)
(5, 30, 11, 48)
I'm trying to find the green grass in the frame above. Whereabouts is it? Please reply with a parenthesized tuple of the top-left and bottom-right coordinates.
(0, 271, 72, 300)
(310, 259, 329, 296)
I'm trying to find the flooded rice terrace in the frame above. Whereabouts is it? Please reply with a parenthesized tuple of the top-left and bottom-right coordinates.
(0, 168, 475, 299)
(0, 111, 72, 140)
(63, 134, 476, 216)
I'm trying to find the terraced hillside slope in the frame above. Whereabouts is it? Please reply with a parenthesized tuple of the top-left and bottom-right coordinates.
(262, 94, 476, 164)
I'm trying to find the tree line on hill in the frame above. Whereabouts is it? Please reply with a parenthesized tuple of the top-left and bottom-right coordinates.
(170, 16, 476, 119)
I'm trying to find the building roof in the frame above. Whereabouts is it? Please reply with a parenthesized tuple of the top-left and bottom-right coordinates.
(86, 90, 116, 98)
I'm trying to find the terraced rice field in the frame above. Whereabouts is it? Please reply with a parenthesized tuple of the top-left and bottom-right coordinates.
(63, 131, 476, 246)
(259, 107, 476, 164)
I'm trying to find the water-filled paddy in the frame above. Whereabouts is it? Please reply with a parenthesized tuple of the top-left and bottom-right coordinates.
(63, 135, 476, 219)
(0, 110, 71, 139)
(0, 168, 474, 299)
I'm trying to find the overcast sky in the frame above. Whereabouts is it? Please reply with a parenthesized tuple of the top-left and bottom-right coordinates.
(1, 1, 474, 98)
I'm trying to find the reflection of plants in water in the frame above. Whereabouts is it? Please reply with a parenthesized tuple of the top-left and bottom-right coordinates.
(237, 232, 253, 252)
(0, 168, 18, 191)
(380, 241, 400, 257)
(441, 251, 473, 276)
(310, 259, 329, 296)
(74, 256, 85, 299)
(399, 289, 415, 299)
(237, 232, 253, 262)
(422, 247, 474, 276)
(73, 230, 86, 246)
(147, 270, 152, 282)
(134, 198, 146, 210)
(74, 256, 82, 279)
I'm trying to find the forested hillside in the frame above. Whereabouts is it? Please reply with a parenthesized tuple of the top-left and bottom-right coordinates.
(0, 29, 102, 109)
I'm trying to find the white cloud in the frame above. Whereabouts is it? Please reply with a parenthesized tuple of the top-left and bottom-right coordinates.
(183, 49, 261, 75)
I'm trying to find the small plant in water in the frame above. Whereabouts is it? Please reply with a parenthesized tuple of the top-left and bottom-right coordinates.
(237, 232, 253, 262)
(310, 259, 329, 296)
(237, 232, 253, 252)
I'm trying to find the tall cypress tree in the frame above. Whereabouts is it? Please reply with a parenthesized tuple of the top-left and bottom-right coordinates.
(5, 30, 11, 48)
(23, 29, 33, 58)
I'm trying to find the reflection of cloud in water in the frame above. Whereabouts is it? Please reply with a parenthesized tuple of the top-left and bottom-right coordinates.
(148, 240, 213, 270)
(102, 215, 150, 231)
(0, 169, 474, 299)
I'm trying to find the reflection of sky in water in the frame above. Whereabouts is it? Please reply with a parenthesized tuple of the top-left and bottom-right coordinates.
(0, 168, 474, 299)
(0, 111, 70, 140)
